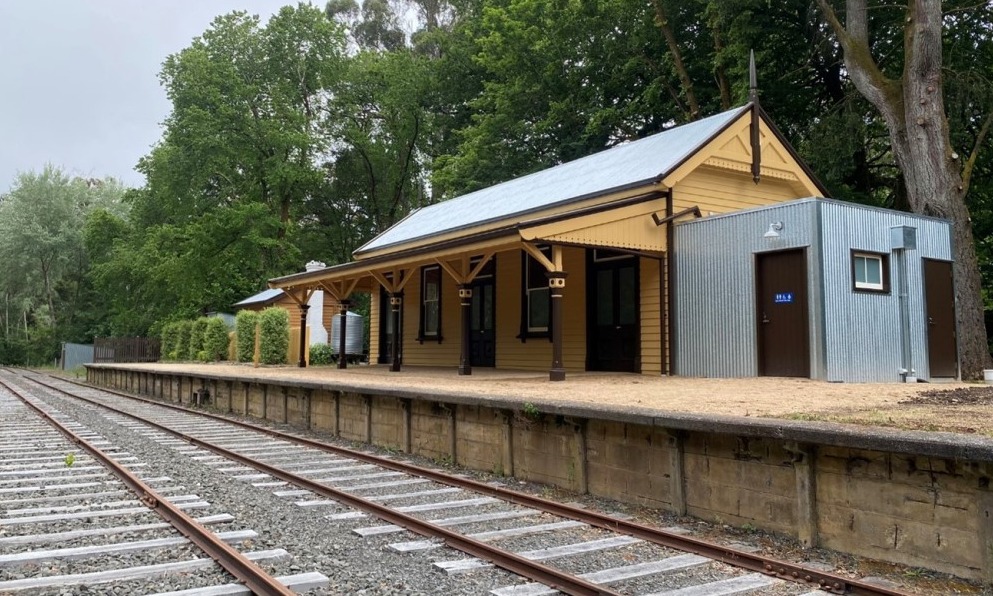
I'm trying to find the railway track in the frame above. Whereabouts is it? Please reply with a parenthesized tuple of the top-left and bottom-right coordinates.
(2, 369, 909, 596)
(0, 376, 328, 594)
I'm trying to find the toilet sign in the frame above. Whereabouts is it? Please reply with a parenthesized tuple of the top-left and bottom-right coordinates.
(774, 292, 794, 304)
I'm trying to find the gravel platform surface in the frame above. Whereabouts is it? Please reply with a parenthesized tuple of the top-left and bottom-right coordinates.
(95, 362, 993, 439)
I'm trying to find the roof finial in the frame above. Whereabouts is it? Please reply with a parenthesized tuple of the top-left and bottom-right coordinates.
(749, 49, 761, 184)
(749, 49, 758, 103)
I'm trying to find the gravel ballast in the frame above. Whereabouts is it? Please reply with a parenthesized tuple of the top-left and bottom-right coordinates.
(9, 370, 974, 594)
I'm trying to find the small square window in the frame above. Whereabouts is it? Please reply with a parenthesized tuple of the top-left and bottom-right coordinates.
(851, 251, 888, 292)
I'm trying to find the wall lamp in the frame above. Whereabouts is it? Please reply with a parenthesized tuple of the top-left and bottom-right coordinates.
(763, 222, 783, 238)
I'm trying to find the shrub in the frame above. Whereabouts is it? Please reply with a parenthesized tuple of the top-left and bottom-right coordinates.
(173, 320, 193, 361)
(204, 317, 230, 362)
(188, 317, 209, 361)
(160, 323, 179, 361)
(258, 307, 289, 365)
(309, 343, 334, 365)
(235, 310, 259, 363)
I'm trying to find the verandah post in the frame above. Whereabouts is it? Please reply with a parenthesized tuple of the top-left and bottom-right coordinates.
(547, 271, 567, 381)
(298, 303, 310, 368)
(458, 285, 473, 376)
(337, 299, 351, 370)
(389, 293, 402, 372)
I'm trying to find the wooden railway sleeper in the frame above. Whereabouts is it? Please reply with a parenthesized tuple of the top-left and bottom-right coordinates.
(0, 375, 295, 596)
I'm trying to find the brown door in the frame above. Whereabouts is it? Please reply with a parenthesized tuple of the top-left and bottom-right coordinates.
(756, 249, 809, 377)
(923, 258, 957, 377)
(588, 251, 639, 372)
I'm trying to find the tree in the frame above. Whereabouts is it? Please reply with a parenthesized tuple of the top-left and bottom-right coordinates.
(0, 167, 127, 355)
(324, 51, 431, 233)
(433, 0, 693, 196)
(108, 6, 348, 328)
(816, 0, 993, 377)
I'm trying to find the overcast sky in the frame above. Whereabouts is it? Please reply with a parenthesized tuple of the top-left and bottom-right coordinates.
(0, 1, 311, 193)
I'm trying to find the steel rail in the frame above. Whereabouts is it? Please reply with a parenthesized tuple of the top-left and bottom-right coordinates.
(42, 372, 906, 596)
(0, 375, 295, 596)
(15, 372, 620, 596)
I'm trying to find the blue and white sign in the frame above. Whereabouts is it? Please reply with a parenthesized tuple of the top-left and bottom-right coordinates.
(774, 292, 794, 304)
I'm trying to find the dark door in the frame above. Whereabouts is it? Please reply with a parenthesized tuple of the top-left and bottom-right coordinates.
(756, 249, 809, 377)
(377, 287, 402, 365)
(923, 258, 957, 377)
(588, 251, 639, 372)
(470, 275, 496, 367)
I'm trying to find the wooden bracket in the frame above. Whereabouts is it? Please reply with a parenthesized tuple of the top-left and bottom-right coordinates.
(522, 243, 556, 272)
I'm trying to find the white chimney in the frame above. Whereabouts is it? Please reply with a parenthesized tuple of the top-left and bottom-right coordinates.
(304, 260, 328, 346)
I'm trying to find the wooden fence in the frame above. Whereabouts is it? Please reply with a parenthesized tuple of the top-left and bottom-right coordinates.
(94, 337, 161, 363)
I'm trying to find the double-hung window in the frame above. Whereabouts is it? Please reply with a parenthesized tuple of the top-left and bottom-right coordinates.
(522, 246, 551, 337)
(420, 265, 441, 341)
(851, 251, 889, 292)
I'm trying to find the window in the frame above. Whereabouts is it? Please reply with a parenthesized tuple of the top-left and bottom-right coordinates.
(851, 251, 889, 292)
(521, 246, 551, 337)
(419, 265, 442, 341)
(592, 248, 633, 263)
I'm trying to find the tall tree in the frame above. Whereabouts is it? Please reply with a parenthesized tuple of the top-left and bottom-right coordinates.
(0, 167, 127, 360)
(816, 0, 993, 377)
(114, 5, 348, 326)
(433, 0, 693, 197)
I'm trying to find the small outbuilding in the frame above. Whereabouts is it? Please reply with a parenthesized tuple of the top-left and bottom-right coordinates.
(674, 198, 957, 382)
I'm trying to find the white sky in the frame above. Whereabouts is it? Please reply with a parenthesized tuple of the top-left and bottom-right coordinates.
(0, 1, 312, 192)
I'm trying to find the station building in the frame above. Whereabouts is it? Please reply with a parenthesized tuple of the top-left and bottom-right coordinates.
(267, 102, 958, 382)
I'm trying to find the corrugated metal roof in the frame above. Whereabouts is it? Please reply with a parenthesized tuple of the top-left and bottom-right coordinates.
(233, 288, 285, 307)
(356, 105, 749, 255)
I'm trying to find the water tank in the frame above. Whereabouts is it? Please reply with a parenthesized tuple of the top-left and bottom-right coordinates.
(329, 311, 364, 356)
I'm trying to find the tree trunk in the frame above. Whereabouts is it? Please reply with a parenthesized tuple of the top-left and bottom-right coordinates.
(817, 0, 991, 378)
(650, 0, 700, 120)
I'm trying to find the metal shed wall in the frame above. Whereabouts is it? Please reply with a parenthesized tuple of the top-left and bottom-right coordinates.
(673, 199, 824, 378)
(673, 198, 954, 382)
(60, 342, 95, 371)
(818, 201, 952, 382)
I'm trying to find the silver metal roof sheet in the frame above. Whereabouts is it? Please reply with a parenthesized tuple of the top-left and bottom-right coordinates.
(233, 288, 285, 307)
(356, 105, 749, 255)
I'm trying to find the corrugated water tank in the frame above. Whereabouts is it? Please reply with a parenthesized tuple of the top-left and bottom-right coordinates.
(330, 311, 364, 356)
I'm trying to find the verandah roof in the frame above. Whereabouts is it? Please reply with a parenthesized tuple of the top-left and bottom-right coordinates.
(233, 288, 285, 308)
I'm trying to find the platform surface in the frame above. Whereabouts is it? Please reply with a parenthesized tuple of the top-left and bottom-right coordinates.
(85, 362, 993, 439)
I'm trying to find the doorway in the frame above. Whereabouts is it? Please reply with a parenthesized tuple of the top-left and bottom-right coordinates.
(587, 250, 639, 372)
(377, 287, 402, 365)
(470, 258, 496, 367)
(923, 258, 958, 377)
(756, 249, 810, 377)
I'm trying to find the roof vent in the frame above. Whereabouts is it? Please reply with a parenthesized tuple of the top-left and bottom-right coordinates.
(305, 260, 327, 272)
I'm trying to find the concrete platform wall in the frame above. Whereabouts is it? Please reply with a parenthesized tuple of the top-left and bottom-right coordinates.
(86, 366, 993, 581)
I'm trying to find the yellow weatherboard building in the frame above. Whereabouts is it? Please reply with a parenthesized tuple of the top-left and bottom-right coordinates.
(268, 102, 844, 380)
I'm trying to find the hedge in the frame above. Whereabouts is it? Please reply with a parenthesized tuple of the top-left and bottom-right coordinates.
(173, 320, 193, 361)
(160, 323, 179, 361)
(309, 343, 334, 365)
(235, 310, 259, 363)
(204, 317, 229, 362)
(188, 317, 209, 361)
(258, 307, 289, 365)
